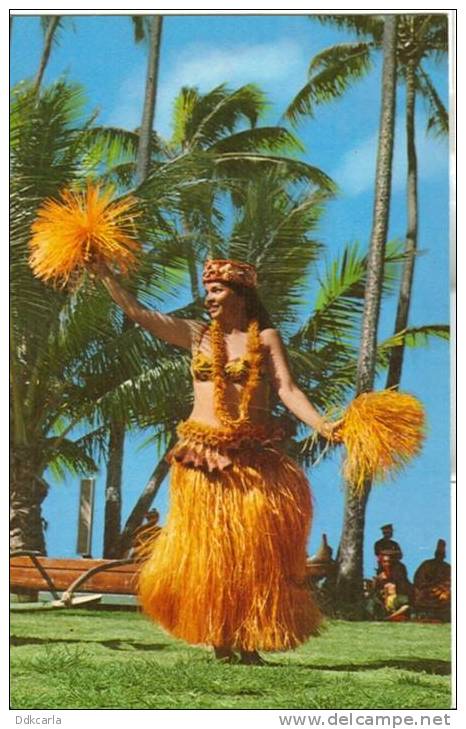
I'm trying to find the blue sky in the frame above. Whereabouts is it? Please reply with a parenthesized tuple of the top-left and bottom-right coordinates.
(11, 14, 451, 578)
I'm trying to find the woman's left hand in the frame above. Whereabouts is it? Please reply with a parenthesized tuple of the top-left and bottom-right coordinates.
(320, 418, 344, 443)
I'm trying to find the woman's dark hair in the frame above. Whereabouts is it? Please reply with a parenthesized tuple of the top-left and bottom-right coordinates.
(227, 281, 273, 330)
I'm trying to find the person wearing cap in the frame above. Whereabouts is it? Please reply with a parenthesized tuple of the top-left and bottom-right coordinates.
(92, 257, 341, 664)
(374, 524, 403, 573)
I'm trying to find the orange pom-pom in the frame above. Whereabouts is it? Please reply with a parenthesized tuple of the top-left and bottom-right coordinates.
(28, 183, 141, 287)
(340, 390, 426, 496)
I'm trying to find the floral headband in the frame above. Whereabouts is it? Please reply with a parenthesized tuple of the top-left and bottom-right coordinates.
(202, 259, 257, 288)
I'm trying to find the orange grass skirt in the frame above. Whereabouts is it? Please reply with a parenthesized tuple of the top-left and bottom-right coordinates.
(138, 423, 323, 651)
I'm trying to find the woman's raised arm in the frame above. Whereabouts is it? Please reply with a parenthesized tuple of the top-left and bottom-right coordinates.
(94, 262, 202, 350)
(261, 328, 341, 440)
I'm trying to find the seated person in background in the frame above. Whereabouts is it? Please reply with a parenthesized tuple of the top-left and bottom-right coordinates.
(382, 582, 409, 616)
(374, 524, 403, 573)
(363, 578, 386, 620)
(374, 551, 413, 617)
(414, 539, 451, 614)
(383, 582, 398, 612)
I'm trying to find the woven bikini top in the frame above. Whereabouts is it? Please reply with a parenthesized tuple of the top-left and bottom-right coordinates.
(191, 351, 252, 383)
(191, 324, 264, 384)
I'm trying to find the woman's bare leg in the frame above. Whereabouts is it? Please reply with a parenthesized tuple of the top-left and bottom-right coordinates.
(214, 646, 236, 662)
(239, 650, 267, 665)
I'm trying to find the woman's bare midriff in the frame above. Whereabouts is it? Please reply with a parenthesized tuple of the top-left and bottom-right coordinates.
(188, 379, 271, 427)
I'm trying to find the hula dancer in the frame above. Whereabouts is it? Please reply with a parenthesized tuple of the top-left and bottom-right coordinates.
(94, 257, 340, 664)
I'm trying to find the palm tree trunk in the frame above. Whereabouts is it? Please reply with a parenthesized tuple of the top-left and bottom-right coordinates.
(336, 15, 398, 612)
(115, 438, 174, 557)
(103, 420, 125, 558)
(183, 220, 201, 300)
(103, 16, 163, 555)
(135, 15, 163, 185)
(33, 16, 60, 94)
(187, 251, 201, 300)
(386, 58, 418, 389)
(10, 446, 48, 554)
(102, 309, 133, 556)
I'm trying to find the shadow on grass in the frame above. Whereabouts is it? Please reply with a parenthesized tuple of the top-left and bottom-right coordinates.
(271, 659, 451, 676)
(10, 637, 451, 676)
(10, 636, 170, 652)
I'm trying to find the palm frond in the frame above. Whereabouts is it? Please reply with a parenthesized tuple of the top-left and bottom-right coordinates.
(294, 240, 406, 350)
(376, 324, 450, 369)
(213, 152, 336, 193)
(98, 161, 137, 188)
(226, 173, 326, 329)
(187, 84, 268, 149)
(130, 15, 152, 43)
(210, 126, 304, 155)
(311, 14, 385, 42)
(39, 15, 67, 46)
(411, 13, 448, 60)
(44, 435, 99, 482)
(81, 126, 140, 167)
(88, 353, 192, 427)
(417, 66, 449, 136)
(170, 87, 203, 148)
(286, 42, 373, 124)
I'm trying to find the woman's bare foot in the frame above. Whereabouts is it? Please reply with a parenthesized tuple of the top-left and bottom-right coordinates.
(214, 646, 236, 663)
(239, 650, 267, 665)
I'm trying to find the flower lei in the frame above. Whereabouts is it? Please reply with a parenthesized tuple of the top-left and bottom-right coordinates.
(210, 319, 263, 427)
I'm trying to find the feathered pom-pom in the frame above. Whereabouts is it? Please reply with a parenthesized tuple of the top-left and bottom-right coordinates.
(28, 183, 141, 287)
(339, 390, 426, 496)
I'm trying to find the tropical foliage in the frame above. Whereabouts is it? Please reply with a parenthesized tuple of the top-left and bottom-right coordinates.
(286, 14, 448, 130)
(11, 81, 104, 552)
(286, 13, 448, 388)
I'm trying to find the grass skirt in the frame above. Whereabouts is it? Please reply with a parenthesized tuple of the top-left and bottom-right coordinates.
(138, 422, 323, 651)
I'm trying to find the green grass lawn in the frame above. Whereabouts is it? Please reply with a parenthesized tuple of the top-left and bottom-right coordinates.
(10, 609, 451, 710)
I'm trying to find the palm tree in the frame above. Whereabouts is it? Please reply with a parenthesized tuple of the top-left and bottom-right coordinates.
(385, 15, 448, 387)
(336, 15, 398, 608)
(102, 14, 164, 557)
(10, 81, 105, 552)
(33, 16, 64, 94)
(286, 13, 448, 390)
(134, 15, 164, 184)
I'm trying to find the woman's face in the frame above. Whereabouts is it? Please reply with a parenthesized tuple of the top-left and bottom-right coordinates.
(204, 281, 242, 320)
